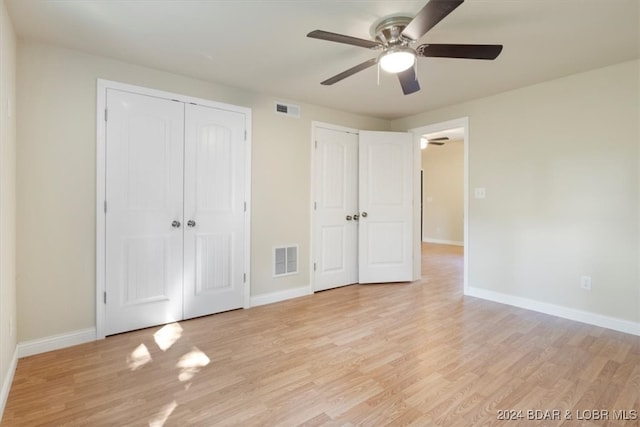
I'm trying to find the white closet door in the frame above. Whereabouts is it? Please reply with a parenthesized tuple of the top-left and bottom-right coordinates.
(313, 127, 359, 291)
(105, 89, 184, 335)
(358, 131, 413, 283)
(183, 104, 246, 319)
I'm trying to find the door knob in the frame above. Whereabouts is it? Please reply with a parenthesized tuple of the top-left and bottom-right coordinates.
(171, 220, 181, 228)
(353, 214, 359, 221)
(361, 212, 368, 218)
(187, 220, 196, 228)
(346, 215, 353, 221)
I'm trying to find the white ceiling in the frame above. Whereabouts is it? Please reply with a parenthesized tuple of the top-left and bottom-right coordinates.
(6, 0, 639, 120)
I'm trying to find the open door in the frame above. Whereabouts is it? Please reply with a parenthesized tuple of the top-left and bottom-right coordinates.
(358, 131, 414, 283)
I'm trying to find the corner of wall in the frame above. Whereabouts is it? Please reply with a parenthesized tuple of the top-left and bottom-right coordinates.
(0, 0, 18, 421)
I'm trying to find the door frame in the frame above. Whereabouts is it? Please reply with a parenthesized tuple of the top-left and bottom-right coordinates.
(95, 79, 252, 339)
(409, 117, 469, 292)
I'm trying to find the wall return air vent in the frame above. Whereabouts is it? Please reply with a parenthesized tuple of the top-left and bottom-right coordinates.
(273, 245, 298, 277)
(274, 101, 300, 118)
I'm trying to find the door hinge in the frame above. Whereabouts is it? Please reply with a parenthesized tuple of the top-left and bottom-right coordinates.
(104, 200, 107, 213)
(244, 201, 247, 212)
(243, 273, 246, 283)
(244, 130, 247, 141)
(103, 291, 107, 304)
(315, 140, 318, 149)
(314, 201, 317, 210)
(104, 108, 108, 122)
(313, 262, 317, 271)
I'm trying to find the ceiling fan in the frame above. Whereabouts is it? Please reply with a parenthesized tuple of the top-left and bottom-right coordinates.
(307, 0, 503, 95)
(427, 137, 449, 145)
(420, 136, 449, 149)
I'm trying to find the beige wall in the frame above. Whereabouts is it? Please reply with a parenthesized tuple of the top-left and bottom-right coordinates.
(421, 141, 463, 243)
(15, 41, 389, 342)
(0, 0, 17, 403)
(395, 60, 640, 324)
(10, 38, 640, 343)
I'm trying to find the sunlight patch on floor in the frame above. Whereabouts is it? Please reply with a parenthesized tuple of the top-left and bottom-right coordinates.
(126, 343, 152, 371)
(154, 322, 183, 351)
(176, 347, 210, 382)
(148, 400, 177, 427)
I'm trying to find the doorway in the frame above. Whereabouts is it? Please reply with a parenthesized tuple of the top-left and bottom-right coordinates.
(420, 127, 464, 245)
(410, 118, 468, 291)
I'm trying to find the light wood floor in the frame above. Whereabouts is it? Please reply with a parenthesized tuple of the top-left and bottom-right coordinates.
(3, 243, 639, 426)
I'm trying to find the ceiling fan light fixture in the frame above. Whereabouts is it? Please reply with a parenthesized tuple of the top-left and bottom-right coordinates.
(379, 46, 416, 73)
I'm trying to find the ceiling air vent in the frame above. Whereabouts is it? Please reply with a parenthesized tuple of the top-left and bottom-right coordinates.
(274, 101, 300, 118)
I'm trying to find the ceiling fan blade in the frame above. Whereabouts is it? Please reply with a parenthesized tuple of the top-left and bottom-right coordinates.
(429, 141, 446, 145)
(307, 30, 382, 49)
(321, 58, 377, 85)
(402, 0, 464, 41)
(397, 67, 420, 95)
(417, 43, 503, 60)
(429, 137, 449, 141)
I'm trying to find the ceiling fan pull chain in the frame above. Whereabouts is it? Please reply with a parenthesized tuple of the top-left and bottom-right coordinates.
(377, 61, 380, 86)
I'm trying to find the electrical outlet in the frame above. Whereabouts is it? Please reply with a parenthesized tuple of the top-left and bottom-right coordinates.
(580, 276, 592, 290)
(474, 188, 486, 199)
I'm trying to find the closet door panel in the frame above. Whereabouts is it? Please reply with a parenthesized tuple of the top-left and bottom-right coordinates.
(105, 89, 184, 335)
(183, 104, 246, 319)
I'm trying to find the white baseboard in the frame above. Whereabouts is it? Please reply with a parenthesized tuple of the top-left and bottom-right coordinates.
(422, 238, 464, 247)
(0, 347, 18, 420)
(250, 285, 312, 307)
(17, 327, 96, 358)
(466, 286, 640, 336)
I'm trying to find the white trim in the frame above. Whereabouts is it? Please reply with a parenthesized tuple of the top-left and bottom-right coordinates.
(422, 238, 464, 247)
(467, 287, 640, 336)
(409, 117, 469, 292)
(16, 328, 97, 358)
(412, 131, 422, 280)
(250, 285, 312, 307)
(96, 80, 106, 339)
(0, 347, 17, 419)
(312, 121, 359, 135)
(96, 79, 252, 337)
(243, 108, 252, 311)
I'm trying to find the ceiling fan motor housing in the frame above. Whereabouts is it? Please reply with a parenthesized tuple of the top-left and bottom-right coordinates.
(373, 16, 415, 48)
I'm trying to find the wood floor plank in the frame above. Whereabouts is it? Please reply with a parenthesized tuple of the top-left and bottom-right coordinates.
(2, 243, 638, 426)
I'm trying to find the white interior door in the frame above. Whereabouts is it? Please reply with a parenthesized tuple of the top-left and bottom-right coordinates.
(105, 89, 184, 335)
(183, 104, 246, 319)
(313, 127, 359, 291)
(358, 131, 414, 283)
